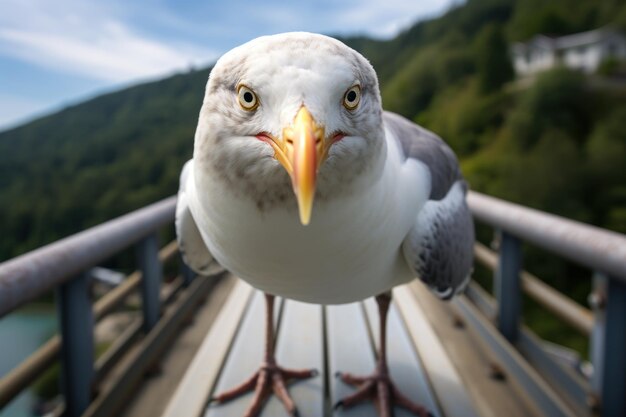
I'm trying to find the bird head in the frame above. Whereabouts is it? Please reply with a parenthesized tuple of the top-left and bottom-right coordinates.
(194, 32, 385, 225)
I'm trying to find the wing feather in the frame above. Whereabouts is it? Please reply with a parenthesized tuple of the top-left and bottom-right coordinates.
(176, 160, 223, 276)
(385, 112, 474, 299)
(384, 111, 461, 200)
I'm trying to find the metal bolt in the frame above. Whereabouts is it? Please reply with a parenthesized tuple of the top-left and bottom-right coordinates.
(488, 362, 507, 381)
(587, 291, 606, 309)
(586, 393, 601, 415)
(451, 313, 466, 329)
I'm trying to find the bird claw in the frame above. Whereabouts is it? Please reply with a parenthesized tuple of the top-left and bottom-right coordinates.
(334, 368, 435, 417)
(209, 364, 316, 416)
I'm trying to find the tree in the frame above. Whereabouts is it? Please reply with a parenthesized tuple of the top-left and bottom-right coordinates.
(474, 23, 514, 93)
(507, 68, 591, 149)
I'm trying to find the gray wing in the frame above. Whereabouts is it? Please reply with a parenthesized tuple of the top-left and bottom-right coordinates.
(175, 160, 223, 276)
(384, 111, 461, 200)
(385, 111, 474, 299)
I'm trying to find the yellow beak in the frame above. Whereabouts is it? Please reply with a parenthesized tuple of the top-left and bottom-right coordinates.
(274, 106, 326, 225)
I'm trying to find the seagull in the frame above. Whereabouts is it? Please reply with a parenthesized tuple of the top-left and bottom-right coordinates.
(176, 32, 474, 417)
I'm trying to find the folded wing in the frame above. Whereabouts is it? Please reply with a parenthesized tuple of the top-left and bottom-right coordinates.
(385, 111, 474, 299)
(175, 160, 224, 276)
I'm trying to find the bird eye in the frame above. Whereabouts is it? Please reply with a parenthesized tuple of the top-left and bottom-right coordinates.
(343, 85, 361, 110)
(237, 85, 259, 111)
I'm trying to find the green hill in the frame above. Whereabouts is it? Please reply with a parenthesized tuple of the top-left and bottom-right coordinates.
(0, 68, 211, 258)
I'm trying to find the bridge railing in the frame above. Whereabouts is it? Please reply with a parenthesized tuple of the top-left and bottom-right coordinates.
(466, 191, 626, 417)
(1, 192, 625, 417)
(0, 196, 206, 417)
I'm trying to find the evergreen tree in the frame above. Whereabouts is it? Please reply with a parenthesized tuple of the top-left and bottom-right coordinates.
(474, 23, 514, 93)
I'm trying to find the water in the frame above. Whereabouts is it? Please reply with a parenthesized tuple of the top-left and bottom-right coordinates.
(0, 308, 57, 417)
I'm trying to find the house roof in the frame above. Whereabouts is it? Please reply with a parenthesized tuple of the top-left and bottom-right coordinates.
(512, 26, 624, 54)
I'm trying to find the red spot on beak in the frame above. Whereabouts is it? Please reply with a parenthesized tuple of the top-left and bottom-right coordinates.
(332, 133, 346, 143)
(256, 133, 272, 142)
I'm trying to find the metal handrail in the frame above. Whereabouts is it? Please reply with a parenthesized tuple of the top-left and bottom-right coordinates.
(468, 191, 626, 282)
(1, 190, 624, 416)
(0, 196, 186, 417)
(468, 191, 626, 417)
(0, 241, 180, 408)
(474, 242, 594, 335)
(0, 196, 176, 317)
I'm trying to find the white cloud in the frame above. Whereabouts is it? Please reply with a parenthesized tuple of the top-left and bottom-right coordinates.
(0, 0, 458, 84)
(0, 0, 461, 130)
(0, 0, 217, 82)
(237, 0, 458, 39)
(327, 0, 459, 38)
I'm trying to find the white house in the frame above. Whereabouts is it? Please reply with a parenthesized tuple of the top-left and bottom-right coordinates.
(511, 27, 626, 76)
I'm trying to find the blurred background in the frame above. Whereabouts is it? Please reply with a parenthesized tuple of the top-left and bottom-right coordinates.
(1, 0, 625, 416)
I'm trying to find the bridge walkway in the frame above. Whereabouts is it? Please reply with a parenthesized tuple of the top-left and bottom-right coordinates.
(160, 278, 559, 417)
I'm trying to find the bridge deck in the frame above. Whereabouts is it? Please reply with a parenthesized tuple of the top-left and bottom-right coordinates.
(162, 276, 560, 417)
(3, 191, 621, 417)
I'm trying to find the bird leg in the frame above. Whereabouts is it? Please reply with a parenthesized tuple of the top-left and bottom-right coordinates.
(209, 293, 317, 417)
(335, 292, 434, 417)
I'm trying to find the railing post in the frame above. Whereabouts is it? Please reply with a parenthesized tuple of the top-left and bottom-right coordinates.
(137, 233, 163, 332)
(495, 231, 522, 342)
(590, 273, 626, 417)
(56, 272, 94, 417)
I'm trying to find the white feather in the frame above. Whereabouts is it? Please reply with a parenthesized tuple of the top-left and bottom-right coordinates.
(182, 33, 436, 304)
(186, 125, 429, 304)
(175, 161, 223, 276)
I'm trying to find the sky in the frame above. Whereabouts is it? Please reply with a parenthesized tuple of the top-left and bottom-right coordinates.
(0, 0, 459, 131)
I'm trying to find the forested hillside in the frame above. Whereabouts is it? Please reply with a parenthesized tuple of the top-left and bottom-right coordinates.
(1, 0, 625, 322)
(0, 69, 209, 258)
